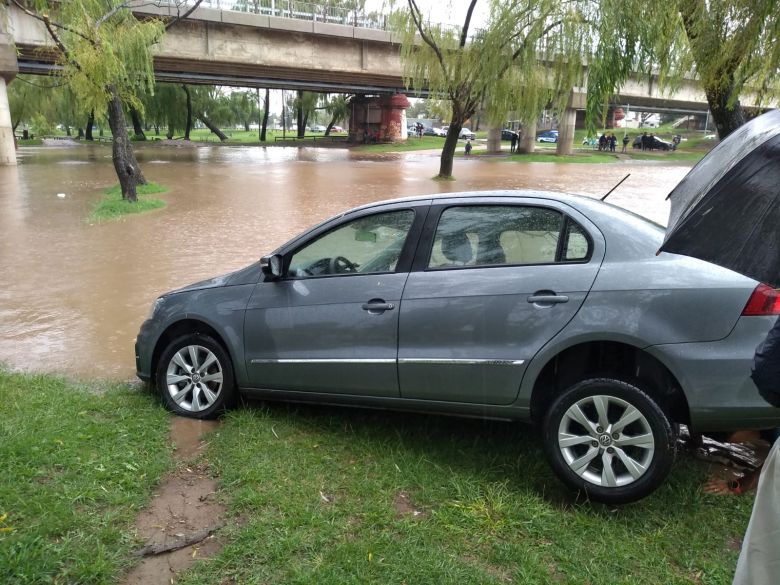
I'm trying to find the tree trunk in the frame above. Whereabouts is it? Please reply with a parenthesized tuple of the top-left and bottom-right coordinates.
(130, 107, 146, 141)
(705, 81, 746, 140)
(296, 91, 306, 138)
(182, 84, 192, 140)
(243, 120, 250, 132)
(65, 125, 71, 137)
(106, 87, 143, 202)
(77, 127, 84, 139)
(260, 88, 269, 142)
(85, 110, 94, 141)
(438, 122, 463, 178)
(196, 113, 228, 141)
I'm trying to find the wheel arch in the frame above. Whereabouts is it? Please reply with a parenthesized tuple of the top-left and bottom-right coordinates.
(151, 319, 234, 382)
(528, 340, 691, 427)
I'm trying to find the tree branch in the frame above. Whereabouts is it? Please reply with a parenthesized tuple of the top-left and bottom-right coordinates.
(9, 0, 96, 45)
(459, 0, 479, 48)
(407, 0, 449, 81)
(165, 0, 206, 30)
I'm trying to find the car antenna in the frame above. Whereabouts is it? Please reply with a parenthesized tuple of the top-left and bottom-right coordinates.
(601, 173, 631, 201)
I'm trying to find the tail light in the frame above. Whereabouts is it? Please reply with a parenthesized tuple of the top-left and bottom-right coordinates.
(742, 284, 780, 316)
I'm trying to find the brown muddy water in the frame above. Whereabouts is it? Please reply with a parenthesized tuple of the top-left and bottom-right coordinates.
(0, 143, 691, 379)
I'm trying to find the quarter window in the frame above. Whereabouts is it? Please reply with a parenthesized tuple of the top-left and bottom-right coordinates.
(288, 210, 415, 278)
(428, 205, 590, 269)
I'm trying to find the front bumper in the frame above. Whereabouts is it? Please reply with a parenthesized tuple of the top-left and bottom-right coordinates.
(135, 318, 158, 382)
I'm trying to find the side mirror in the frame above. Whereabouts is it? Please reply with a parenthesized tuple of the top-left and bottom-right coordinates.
(260, 254, 283, 279)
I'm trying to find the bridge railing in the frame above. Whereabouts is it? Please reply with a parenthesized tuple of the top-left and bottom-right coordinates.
(164, 0, 390, 30)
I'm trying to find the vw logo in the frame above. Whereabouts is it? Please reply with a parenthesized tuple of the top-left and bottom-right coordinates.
(599, 434, 612, 447)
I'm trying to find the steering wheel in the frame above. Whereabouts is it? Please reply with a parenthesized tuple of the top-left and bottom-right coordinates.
(329, 256, 359, 274)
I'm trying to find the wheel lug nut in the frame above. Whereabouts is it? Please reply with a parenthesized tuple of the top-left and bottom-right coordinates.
(591, 441, 598, 448)
(596, 426, 603, 433)
(612, 433, 619, 439)
(607, 447, 615, 454)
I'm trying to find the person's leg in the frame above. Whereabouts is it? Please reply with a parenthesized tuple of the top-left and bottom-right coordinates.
(733, 439, 780, 584)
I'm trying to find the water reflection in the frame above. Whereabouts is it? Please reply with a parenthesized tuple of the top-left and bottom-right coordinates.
(0, 143, 691, 378)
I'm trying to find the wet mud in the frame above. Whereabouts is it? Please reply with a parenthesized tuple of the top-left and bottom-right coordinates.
(122, 418, 224, 585)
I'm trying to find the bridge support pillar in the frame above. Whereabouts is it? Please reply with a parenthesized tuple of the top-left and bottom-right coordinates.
(517, 119, 536, 154)
(0, 34, 18, 166)
(486, 126, 501, 153)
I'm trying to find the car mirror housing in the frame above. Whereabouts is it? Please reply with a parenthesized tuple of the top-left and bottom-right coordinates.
(260, 254, 283, 279)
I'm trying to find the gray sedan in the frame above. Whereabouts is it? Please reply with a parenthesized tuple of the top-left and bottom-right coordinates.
(136, 191, 780, 503)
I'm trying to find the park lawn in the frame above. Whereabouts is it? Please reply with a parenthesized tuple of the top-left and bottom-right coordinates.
(354, 136, 452, 152)
(0, 369, 172, 584)
(175, 402, 754, 585)
(627, 151, 707, 162)
(90, 182, 169, 222)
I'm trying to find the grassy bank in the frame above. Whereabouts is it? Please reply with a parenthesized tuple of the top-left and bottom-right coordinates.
(175, 403, 753, 585)
(90, 182, 169, 222)
(354, 136, 452, 153)
(0, 370, 171, 583)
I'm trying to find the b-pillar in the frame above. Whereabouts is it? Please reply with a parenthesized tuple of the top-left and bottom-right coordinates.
(0, 33, 19, 166)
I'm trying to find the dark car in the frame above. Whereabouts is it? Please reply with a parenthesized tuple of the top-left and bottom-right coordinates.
(632, 135, 672, 151)
(502, 129, 519, 141)
(136, 190, 780, 504)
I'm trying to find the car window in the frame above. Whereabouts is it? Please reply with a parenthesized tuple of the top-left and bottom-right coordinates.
(428, 205, 576, 269)
(288, 210, 415, 278)
(564, 221, 590, 261)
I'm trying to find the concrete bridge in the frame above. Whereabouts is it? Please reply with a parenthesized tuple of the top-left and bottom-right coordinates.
(0, 1, 755, 163)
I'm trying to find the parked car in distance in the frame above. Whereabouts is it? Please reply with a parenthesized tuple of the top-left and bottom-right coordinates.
(136, 190, 780, 504)
(330, 126, 345, 133)
(424, 127, 447, 137)
(459, 128, 476, 140)
(537, 130, 559, 143)
(310, 125, 327, 133)
(502, 129, 519, 141)
(632, 135, 672, 150)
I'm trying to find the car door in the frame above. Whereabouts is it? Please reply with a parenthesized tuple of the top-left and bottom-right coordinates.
(243, 201, 429, 396)
(398, 198, 605, 405)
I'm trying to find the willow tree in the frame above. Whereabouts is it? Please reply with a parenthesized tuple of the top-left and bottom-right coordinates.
(12, 0, 203, 201)
(584, 0, 780, 139)
(396, 0, 588, 178)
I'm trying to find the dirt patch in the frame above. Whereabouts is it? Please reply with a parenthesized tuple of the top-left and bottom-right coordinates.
(121, 418, 225, 585)
(393, 491, 425, 519)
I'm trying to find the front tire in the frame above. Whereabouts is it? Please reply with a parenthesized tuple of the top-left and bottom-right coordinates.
(542, 378, 676, 504)
(155, 334, 235, 419)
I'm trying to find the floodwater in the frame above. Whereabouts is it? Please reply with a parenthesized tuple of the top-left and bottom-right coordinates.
(0, 143, 692, 379)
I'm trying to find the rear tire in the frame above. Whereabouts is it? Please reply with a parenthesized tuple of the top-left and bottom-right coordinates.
(542, 378, 676, 504)
(155, 334, 235, 420)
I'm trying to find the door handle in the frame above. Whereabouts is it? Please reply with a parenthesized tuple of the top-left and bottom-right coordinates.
(527, 294, 569, 305)
(362, 299, 395, 313)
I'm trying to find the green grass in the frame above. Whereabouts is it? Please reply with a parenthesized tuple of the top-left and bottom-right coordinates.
(627, 151, 707, 162)
(175, 404, 754, 585)
(354, 136, 450, 153)
(474, 151, 620, 164)
(0, 370, 172, 584)
(16, 138, 43, 146)
(90, 182, 169, 222)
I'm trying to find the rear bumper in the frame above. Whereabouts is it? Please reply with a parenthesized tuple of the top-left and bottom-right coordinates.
(648, 316, 780, 432)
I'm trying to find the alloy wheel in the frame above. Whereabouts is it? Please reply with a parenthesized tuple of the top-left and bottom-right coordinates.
(165, 344, 224, 413)
(557, 394, 655, 488)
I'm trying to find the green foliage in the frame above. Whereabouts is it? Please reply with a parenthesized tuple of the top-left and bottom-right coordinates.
(0, 369, 171, 583)
(28, 0, 165, 119)
(395, 1, 588, 127)
(91, 182, 169, 221)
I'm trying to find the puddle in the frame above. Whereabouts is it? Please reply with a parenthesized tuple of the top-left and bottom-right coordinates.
(122, 417, 225, 585)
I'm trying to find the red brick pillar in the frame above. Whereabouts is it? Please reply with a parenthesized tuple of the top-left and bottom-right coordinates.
(380, 94, 410, 142)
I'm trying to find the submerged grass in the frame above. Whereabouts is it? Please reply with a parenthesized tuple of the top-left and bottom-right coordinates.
(0, 369, 171, 584)
(177, 403, 754, 585)
(90, 182, 169, 222)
